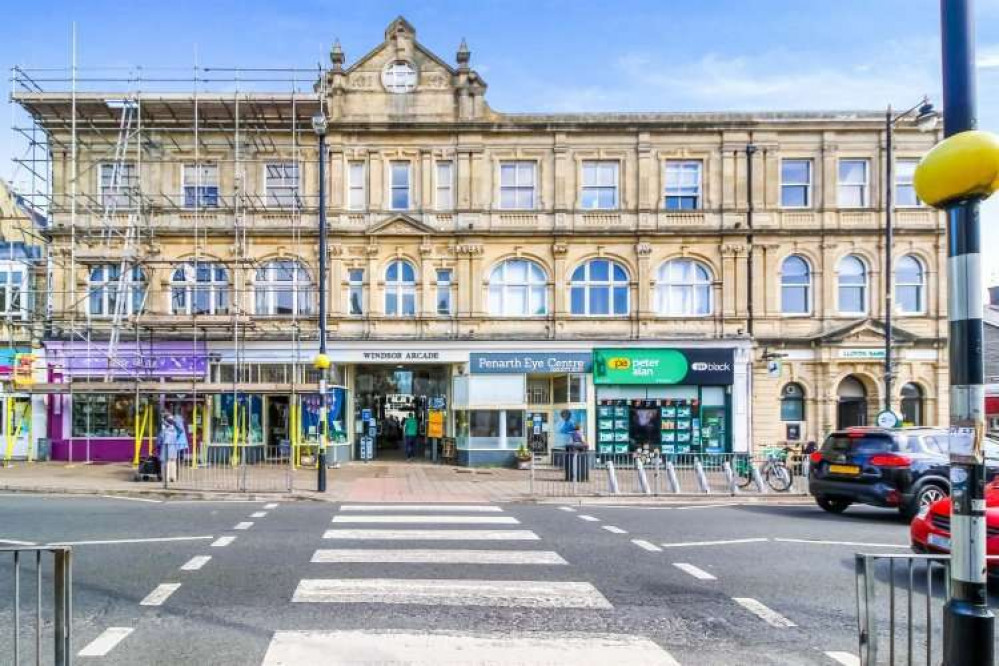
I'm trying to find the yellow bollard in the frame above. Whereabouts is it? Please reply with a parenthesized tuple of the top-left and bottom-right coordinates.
(3, 396, 14, 466)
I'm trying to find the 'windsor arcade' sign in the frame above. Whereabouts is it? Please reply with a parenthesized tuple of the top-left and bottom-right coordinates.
(593, 348, 734, 385)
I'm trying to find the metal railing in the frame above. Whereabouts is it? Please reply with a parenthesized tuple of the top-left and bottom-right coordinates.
(854, 552, 999, 665)
(529, 450, 810, 497)
(3, 546, 72, 666)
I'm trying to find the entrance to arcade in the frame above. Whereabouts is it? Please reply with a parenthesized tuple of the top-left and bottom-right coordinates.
(353, 364, 449, 461)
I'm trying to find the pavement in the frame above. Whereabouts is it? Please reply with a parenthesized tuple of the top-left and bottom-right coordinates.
(0, 460, 814, 505)
(0, 493, 964, 665)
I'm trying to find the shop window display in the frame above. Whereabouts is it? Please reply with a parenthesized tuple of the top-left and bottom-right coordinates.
(212, 394, 263, 445)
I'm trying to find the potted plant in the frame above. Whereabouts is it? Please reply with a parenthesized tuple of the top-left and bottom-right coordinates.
(515, 443, 533, 470)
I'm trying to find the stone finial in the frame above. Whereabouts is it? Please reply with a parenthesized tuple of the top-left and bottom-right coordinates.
(457, 38, 470, 68)
(330, 39, 345, 70)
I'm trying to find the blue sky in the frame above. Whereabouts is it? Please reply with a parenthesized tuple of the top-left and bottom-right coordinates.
(4, 0, 999, 282)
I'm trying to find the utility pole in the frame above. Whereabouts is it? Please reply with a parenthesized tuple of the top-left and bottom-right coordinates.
(312, 111, 329, 493)
(939, 0, 993, 662)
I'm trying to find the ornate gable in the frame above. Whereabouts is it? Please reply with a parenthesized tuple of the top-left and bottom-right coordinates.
(368, 214, 438, 236)
(812, 318, 920, 345)
(319, 17, 493, 122)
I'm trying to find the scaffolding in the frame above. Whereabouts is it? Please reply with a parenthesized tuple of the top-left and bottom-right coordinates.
(6, 39, 332, 479)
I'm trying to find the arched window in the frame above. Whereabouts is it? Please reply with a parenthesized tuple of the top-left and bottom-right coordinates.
(781, 383, 805, 422)
(170, 261, 228, 315)
(488, 259, 547, 316)
(655, 259, 712, 316)
(384, 259, 416, 317)
(570, 259, 629, 316)
(837, 375, 868, 428)
(895, 255, 926, 314)
(780, 255, 811, 315)
(901, 383, 924, 426)
(88, 264, 145, 317)
(0, 261, 29, 320)
(254, 260, 312, 316)
(837, 255, 868, 315)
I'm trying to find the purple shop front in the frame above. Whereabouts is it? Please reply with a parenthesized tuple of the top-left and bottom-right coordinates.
(44, 341, 208, 462)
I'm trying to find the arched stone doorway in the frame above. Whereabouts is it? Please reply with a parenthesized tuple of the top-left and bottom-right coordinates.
(837, 375, 868, 428)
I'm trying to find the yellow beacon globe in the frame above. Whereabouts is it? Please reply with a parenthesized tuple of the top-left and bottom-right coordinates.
(913, 130, 999, 208)
(313, 353, 332, 371)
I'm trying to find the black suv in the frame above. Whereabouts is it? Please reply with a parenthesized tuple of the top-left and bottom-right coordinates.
(809, 427, 995, 517)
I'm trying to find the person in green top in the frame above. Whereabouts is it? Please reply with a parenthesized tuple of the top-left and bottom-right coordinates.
(403, 413, 419, 461)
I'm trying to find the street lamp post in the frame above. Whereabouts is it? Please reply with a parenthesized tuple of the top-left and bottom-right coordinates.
(312, 111, 329, 493)
(883, 98, 938, 416)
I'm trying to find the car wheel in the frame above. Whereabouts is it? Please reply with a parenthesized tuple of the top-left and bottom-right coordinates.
(816, 497, 851, 514)
(904, 484, 948, 518)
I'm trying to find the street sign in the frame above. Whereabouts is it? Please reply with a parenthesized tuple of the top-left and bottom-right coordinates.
(767, 359, 781, 378)
(360, 436, 374, 461)
(875, 410, 899, 428)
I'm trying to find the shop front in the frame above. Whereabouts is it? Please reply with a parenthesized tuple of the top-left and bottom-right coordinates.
(45, 341, 208, 462)
(592, 347, 745, 456)
(0, 347, 43, 462)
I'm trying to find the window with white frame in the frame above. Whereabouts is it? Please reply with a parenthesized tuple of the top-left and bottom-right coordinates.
(0, 262, 28, 319)
(499, 162, 536, 209)
(382, 61, 417, 94)
(664, 161, 702, 210)
(838, 159, 869, 207)
(170, 261, 228, 315)
(655, 259, 712, 316)
(781, 159, 812, 208)
(384, 259, 417, 317)
(389, 162, 411, 210)
(837, 254, 868, 314)
(88, 264, 146, 317)
(895, 254, 926, 314)
(347, 268, 365, 315)
(488, 259, 547, 316)
(347, 161, 366, 210)
(436, 268, 453, 315)
(569, 259, 629, 316)
(581, 161, 619, 209)
(436, 161, 453, 210)
(265, 163, 300, 208)
(182, 163, 219, 208)
(780, 255, 812, 315)
(99, 163, 139, 210)
(254, 260, 312, 316)
(896, 159, 921, 206)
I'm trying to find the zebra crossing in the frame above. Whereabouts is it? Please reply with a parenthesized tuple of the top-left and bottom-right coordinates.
(261, 503, 682, 665)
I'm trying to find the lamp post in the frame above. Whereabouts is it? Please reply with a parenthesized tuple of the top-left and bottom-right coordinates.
(883, 98, 938, 416)
(312, 111, 329, 493)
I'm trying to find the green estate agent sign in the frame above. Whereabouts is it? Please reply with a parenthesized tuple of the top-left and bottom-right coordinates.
(593, 348, 735, 385)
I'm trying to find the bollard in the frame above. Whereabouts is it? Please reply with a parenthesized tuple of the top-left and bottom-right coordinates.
(606, 460, 620, 495)
(636, 459, 651, 495)
(653, 459, 662, 495)
(723, 461, 739, 495)
(694, 459, 711, 494)
(666, 460, 681, 493)
(798, 456, 809, 495)
(751, 464, 768, 494)
(529, 454, 535, 496)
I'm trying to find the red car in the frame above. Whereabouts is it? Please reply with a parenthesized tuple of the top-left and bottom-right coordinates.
(910, 479, 999, 571)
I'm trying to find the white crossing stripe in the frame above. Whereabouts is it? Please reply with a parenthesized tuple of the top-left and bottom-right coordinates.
(251, 511, 268, 518)
(825, 651, 860, 666)
(77, 627, 134, 656)
(264, 503, 279, 509)
(0, 538, 37, 546)
(324, 529, 539, 541)
(180, 555, 211, 571)
(602, 525, 627, 534)
(558, 506, 576, 512)
(673, 562, 716, 580)
(312, 549, 568, 565)
(733, 597, 797, 628)
(140, 583, 181, 606)
(632, 539, 663, 552)
(211, 536, 236, 548)
(234, 521, 253, 530)
(578, 515, 600, 522)
(47, 536, 213, 547)
(331, 515, 519, 525)
(293, 579, 612, 609)
(661, 538, 768, 549)
(339, 504, 501, 512)
(261, 630, 680, 666)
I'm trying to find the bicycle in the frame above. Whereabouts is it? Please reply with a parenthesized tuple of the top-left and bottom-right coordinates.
(759, 448, 793, 492)
(733, 454, 755, 488)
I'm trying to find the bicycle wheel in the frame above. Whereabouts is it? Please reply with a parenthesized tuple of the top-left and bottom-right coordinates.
(735, 464, 754, 488)
(765, 464, 792, 492)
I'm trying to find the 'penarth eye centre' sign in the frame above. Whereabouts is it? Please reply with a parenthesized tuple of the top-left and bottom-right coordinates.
(593, 348, 734, 385)
(469, 352, 593, 374)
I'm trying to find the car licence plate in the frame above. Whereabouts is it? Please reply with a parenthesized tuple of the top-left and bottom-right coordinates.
(828, 464, 860, 476)
(928, 533, 951, 551)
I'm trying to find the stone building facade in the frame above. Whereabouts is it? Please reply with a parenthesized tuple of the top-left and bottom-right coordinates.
(15, 18, 947, 464)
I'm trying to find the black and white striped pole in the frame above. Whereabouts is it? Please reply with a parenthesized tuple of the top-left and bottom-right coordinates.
(915, 1, 999, 663)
